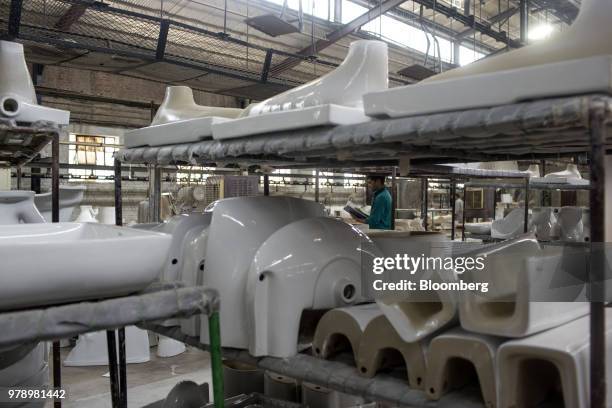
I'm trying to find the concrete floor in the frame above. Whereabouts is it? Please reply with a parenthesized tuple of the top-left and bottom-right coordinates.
(47, 345, 212, 407)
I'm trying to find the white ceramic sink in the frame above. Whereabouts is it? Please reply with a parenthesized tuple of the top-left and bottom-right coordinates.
(212, 40, 387, 140)
(0, 223, 171, 310)
(200, 196, 326, 349)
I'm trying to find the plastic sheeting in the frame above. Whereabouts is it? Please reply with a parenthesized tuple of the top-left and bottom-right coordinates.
(115, 95, 612, 167)
(0, 283, 219, 348)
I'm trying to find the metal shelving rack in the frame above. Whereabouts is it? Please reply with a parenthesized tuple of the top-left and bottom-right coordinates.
(115, 94, 611, 407)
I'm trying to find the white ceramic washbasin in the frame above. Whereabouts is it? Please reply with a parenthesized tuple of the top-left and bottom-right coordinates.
(0, 223, 171, 310)
(0, 41, 69, 125)
(0, 191, 45, 224)
(211, 40, 388, 139)
(245, 217, 379, 357)
(35, 185, 86, 222)
(200, 196, 326, 349)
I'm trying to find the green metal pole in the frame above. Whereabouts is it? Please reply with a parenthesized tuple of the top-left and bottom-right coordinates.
(208, 311, 224, 408)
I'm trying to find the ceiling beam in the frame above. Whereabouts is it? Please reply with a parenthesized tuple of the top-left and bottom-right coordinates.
(269, 0, 408, 76)
(54, 0, 96, 31)
(455, 6, 519, 40)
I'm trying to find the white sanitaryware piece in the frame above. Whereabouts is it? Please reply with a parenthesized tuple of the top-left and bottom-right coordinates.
(64, 326, 150, 366)
(558, 207, 590, 242)
(498, 311, 612, 408)
(200, 197, 326, 349)
(364, 0, 612, 118)
(124, 86, 242, 148)
(426, 328, 504, 408)
(212, 40, 387, 140)
(491, 208, 529, 239)
(523, 164, 540, 178)
(156, 336, 186, 357)
(460, 235, 589, 337)
(96, 206, 116, 224)
(530, 207, 559, 241)
(75, 205, 98, 223)
(0, 343, 48, 408)
(35, 185, 86, 222)
(370, 231, 457, 342)
(0, 191, 45, 224)
(464, 222, 492, 235)
(531, 164, 589, 185)
(0, 41, 69, 124)
(0, 223, 171, 310)
(246, 218, 379, 357)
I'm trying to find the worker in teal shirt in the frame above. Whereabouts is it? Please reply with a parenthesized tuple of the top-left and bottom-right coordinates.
(364, 175, 392, 229)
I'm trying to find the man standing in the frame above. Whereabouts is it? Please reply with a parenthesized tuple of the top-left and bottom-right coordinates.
(364, 174, 392, 230)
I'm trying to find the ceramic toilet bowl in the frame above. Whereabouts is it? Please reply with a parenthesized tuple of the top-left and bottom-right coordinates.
(356, 314, 428, 390)
(151, 86, 242, 126)
(312, 304, 382, 363)
(200, 196, 326, 349)
(369, 232, 457, 342)
(491, 208, 530, 240)
(246, 217, 379, 357)
(498, 310, 612, 408)
(460, 240, 589, 337)
(0, 191, 45, 224)
(558, 207, 590, 242)
(64, 326, 150, 366)
(242, 40, 388, 117)
(530, 207, 559, 241)
(35, 185, 86, 222)
(425, 328, 503, 408)
(0, 223, 171, 310)
(544, 164, 582, 181)
(0, 41, 69, 125)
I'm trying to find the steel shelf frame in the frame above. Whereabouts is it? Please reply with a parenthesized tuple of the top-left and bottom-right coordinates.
(115, 94, 611, 407)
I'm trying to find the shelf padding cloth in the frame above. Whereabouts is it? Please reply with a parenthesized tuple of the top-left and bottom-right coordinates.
(0, 283, 219, 348)
(115, 96, 611, 167)
(0, 118, 61, 167)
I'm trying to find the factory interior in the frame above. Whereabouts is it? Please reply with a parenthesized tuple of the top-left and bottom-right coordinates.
(0, 0, 610, 407)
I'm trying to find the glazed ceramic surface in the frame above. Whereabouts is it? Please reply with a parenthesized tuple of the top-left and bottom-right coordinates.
(557, 207, 590, 242)
(426, 328, 503, 408)
(459, 236, 589, 337)
(0, 191, 45, 224)
(491, 208, 529, 239)
(64, 326, 150, 366)
(364, 0, 612, 118)
(211, 104, 372, 140)
(246, 217, 379, 357)
(200, 196, 325, 349)
(35, 185, 86, 222)
(213, 40, 387, 139)
(75, 205, 98, 223)
(371, 232, 457, 342)
(0, 343, 48, 387)
(529, 207, 559, 241)
(0, 41, 69, 125)
(124, 86, 242, 147)
(0, 223, 171, 310)
(498, 311, 612, 408)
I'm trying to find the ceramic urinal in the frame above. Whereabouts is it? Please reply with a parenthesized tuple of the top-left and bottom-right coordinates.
(364, 0, 612, 117)
(34, 185, 86, 222)
(212, 40, 388, 139)
(498, 311, 612, 408)
(0, 41, 69, 125)
(199, 197, 326, 350)
(124, 86, 243, 147)
(0, 191, 45, 224)
(312, 304, 382, 363)
(246, 217, 380, 357)
(425, 328, 504, 408)
(459, 235, 589, 337)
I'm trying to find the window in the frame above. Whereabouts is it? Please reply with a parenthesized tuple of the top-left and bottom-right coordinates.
(465, 188, 484, 209)
(68, 134, 118, 181)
